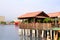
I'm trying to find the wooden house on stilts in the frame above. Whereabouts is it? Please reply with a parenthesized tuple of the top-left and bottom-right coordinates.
(18, 11, 60, 40)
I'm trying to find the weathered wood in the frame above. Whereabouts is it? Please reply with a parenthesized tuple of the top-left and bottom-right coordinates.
(19, 23, 52, 30)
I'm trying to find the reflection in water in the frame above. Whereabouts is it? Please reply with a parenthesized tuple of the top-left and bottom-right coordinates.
(19, 29, 44, 40)
(19, 35, 43, 40)
(19, 29, 45, 40)
(0, 25, 45, 40)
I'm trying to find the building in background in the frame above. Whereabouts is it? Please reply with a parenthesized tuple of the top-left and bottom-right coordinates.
(0, 16, 5, 22)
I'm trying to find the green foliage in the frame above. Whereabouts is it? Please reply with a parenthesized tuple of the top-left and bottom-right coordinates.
(30, 18, 34, 22)
(58, 37, 60, 40)
(10, 21, 15, 23)
(22, 20, 28, 23)
(43, 18, 51, 23)
(37, 20, 41, 23)
(0, 21, 6, 24)
(28, 18, 35, 23)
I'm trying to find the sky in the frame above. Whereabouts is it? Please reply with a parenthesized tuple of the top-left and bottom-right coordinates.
(0, 0, 60, 21)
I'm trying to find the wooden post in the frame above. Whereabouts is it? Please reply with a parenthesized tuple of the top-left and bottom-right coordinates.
(32, 30, 35, 37)
(22, 29, 24, 36)
(26, 29, 30, 40)
(25, 29, 27, 36)
(56, 32, 58, 40)
(38, 30, 42, 38)
(47, 30, 50, 40)
(24, 29, 25, 36)
(50, 30, 52, 40)
(35, 29, 37, 37)
(42, 30, 44, 38)
(27, 29, 30, 36)
(54, 30, 55, 40)
(30, 29, 32, 37)
(35, 30, 38, 40)
(37, 30, 38, 38)
(30, 29, 32, 40)
(21, 29, 23, 36)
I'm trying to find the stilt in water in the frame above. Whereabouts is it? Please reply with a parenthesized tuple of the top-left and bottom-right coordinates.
(30, 29, 32, 40)
(50, 30, 52, 40)
(38, 30, 42, 38)
(35, 29, 37, 37)
(24, 29, 25, 36)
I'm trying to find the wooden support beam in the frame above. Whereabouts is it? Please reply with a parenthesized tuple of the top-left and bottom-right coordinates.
(47, 30, 50, 40)
(35, 30, 37, 37)
(38, 30, 42, 38)
(50, 30, 52, 40)
(54, 30, 56, 40)
(24, 29, 25, 36)
(30, 29, 32, 37)
(42, 30, 44, 38)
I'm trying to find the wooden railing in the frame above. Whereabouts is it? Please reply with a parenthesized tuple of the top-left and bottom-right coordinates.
(18, 23, 53, 30)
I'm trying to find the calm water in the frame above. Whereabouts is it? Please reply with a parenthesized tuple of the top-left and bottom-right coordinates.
(0, 25, 19, 40)
(0, 25, 43, 40)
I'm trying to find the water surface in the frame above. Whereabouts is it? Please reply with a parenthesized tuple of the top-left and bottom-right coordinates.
(0, 25, 19, 40)
(0, 25, 43, 40)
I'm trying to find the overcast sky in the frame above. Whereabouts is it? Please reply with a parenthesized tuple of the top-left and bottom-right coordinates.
(0, 0, 60, 21)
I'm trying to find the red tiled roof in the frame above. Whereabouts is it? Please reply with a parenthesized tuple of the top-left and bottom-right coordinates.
(18, 11, 43, 18)
(48, 12, 60, 17)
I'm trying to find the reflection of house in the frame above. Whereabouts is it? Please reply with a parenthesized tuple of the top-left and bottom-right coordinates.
(18, 11, 60, 40)
(0, 16, 5, 22)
